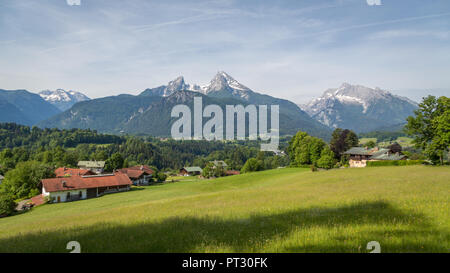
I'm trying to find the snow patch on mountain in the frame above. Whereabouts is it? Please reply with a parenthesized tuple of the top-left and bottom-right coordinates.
(39, 89, 90, 111)
(140, 71, 254, 101)
(300, 83, 418, 132)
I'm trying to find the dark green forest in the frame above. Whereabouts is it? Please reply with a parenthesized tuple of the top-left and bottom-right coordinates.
(0, 123, 289, 176)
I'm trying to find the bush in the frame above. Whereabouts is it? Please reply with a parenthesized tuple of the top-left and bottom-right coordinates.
(0, 194, 16, 217)
(157, 172, 167, 182)
(366, 160, 425, 167)
(241, 158, 264, 173)
(0, 161, 55, 199)
(316, 146, 336, 169)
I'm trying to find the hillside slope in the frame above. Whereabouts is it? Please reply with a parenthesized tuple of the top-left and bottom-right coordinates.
(0, 89, 61, 125)
(300, 83, 418, 133)
(0, 166, 448, 253)
(39, 89, 90, 111)
(39, 72, 331, 139)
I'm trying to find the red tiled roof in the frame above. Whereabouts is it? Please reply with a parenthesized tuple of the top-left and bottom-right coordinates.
(118, 165, 153, 178)
(123, 169, 145, 179)
(125, 165, 154, 173)
(42, 172, 132, 192)
(30, 194, 45, 207)
(55, 167, 96, 177)
(225, 170, 240, 175)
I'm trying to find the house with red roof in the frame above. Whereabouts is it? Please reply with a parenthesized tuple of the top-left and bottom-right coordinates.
(41, 172, 132, 203)
(55, 167, 96, 177)
(117, 165, 154, 185)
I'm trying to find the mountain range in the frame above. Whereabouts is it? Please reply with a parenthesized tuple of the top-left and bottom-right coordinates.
(38, 72, 331, 139)
(39, 89, 90, 111)
(0, 89, 61, 126)
(299, 83, 418, 133)
(0, 73, 422, 138)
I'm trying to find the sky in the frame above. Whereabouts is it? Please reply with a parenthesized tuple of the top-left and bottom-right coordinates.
(0, 0, 449, 103)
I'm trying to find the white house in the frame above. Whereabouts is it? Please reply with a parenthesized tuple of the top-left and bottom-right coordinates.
(40, 172, 132, 203)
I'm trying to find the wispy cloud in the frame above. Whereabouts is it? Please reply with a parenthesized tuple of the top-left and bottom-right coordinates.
(0, 0, 449, 103)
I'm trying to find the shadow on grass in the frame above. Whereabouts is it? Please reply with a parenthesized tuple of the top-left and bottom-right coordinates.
(0, 201, 446, 253)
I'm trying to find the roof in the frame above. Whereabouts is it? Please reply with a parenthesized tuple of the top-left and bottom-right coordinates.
(41, 172, 132, 193)
(211, 160, 228, 167)
(55, 167, 96, 177)
(344, 147, 389, 156)
(182, 167, 203, 173)
(119, 165, 153, 173)
(345, 147, 406, 161)
(371, 153, 406, 161)
(77, 161, 105, 168)
(30, 194, 45, 207)
(225, 170, 240, 175)
(117, 165, 153, 179)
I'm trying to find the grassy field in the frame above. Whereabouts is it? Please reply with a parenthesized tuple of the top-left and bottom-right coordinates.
(378, 137, 414, 148)
(359, 137, 377, 145)
(0, 166, 448, 253)
(359, 137, 415, 148)
(166, 175, 203, 182)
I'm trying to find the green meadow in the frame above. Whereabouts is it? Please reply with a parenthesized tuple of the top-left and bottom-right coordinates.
(0, 166, 448, 253)
(359, 137, 415, 148)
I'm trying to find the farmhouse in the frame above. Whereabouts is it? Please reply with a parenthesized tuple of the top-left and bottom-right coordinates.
(40, 172, 132, 203)
(117, 165, 154, 186)
(210, 160, 228, 169)
(344, 147, 406, 167)
(225, 170, 240, 176)
(55, 167, 96, 177)
(77, 161, 105, 174)
(180, 166, 203, 176)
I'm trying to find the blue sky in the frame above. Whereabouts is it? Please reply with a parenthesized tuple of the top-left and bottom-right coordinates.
(0, 0, 449, 103)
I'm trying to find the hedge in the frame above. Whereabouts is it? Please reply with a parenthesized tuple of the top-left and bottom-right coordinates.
(366, 160, 425, 167)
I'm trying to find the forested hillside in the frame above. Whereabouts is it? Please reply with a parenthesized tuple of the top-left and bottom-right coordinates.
(0, 123, 288, 176)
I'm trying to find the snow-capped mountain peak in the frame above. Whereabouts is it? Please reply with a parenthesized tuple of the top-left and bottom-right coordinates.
(165, 76, 188, 96)
(140, 71, 253, 100)
(204, 71, 250, 93)
(39, 89, 90, 111)
(300, 83, 418, 132)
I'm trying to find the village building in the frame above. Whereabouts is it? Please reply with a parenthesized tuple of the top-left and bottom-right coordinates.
(55, 167, 96, 177)
(40, 172, 132, 203)
(117, 165, 154, 186)
(224, 170, 240, 176)
(344, 147, 406, 167)
(180, 166, 203, 176)
(77, 161, 105, 174)
(210, 160, 228, 169)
